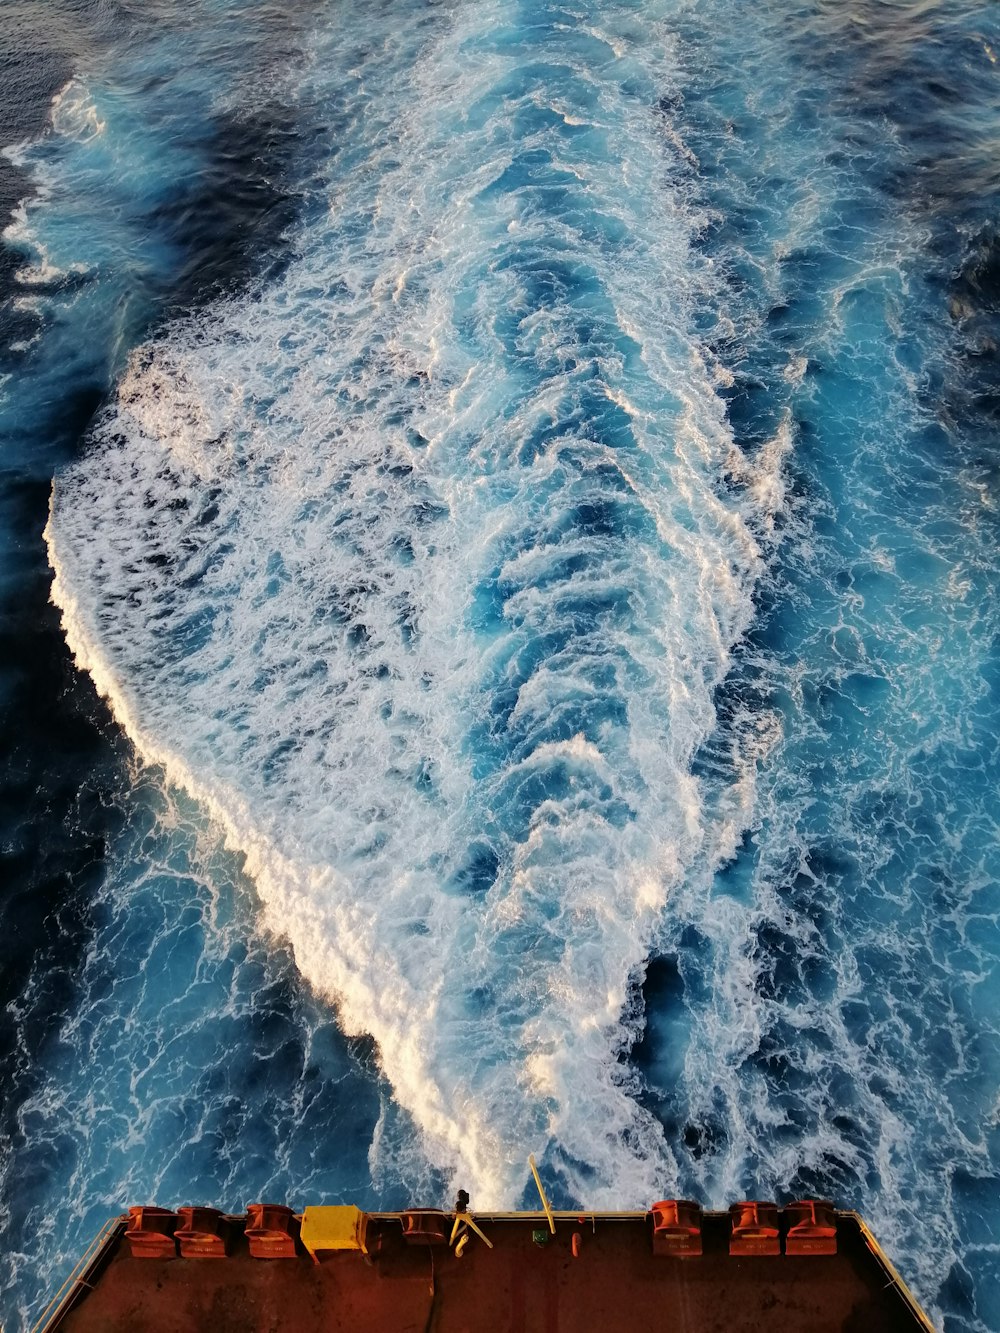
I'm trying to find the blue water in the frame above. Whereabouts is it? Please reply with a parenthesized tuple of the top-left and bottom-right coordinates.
(2, 0, 999, 1328)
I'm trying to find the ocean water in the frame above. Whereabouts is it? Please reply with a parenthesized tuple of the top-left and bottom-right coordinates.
(1, 0, 999, 1328)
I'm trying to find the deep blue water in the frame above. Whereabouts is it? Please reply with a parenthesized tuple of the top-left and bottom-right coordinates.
(2, 1, 1000, 1328)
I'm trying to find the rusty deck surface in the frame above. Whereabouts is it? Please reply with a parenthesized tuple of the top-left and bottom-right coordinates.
(49, 1210, 930, 1333)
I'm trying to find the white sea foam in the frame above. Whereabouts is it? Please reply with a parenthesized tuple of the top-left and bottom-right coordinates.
(50, 79, 106, 143)
(3, 199, 85, 286)
(45, 0, 781, 1208)
(1, 80, 108, 288)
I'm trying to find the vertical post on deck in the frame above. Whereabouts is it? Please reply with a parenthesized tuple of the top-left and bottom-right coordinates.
(528, 1155, 556, 1234)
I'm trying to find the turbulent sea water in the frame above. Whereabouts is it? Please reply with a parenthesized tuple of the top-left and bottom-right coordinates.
(2, 0, 1000, 1327)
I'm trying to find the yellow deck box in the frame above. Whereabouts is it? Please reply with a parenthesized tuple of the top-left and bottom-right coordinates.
(299, 1205, 369, 1262)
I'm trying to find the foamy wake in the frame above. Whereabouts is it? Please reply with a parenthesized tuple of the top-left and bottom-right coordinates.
(44, 0, 786, 1207)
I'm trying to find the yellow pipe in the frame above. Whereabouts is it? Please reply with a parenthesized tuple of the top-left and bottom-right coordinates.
(528, 1155, 556, 1234)
(32, 1217, 125, 1333)
(451, 1213, 495, 1250)
(462, 1215, 495, 1250)
(851, 1213, 936, 1333)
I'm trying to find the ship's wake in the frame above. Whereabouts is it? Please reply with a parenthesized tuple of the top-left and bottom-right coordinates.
(45, 0, 779, 1207)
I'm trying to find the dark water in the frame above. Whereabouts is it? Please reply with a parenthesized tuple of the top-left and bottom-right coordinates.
(2, 2, 1000, 1329)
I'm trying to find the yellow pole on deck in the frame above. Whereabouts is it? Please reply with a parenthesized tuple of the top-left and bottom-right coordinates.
(460, 1215, 494, 1249)
(528, 1155, 556, 1234)
(450, 1206, 494, 1250)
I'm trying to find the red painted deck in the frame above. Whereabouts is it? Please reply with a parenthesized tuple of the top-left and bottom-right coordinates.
(48, 1210, 931, 1332)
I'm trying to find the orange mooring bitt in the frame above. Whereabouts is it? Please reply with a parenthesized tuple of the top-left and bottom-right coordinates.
(729, 1201, 781, 1256)
(245, 1204, 299, 1259)
(174, 1207, 230, 1258)
(651, 1200, 704, 1257)
(784, 1199, 838, 1256)
(400, 1209, 452, 1246)
(124, 1207, 177, 1260)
